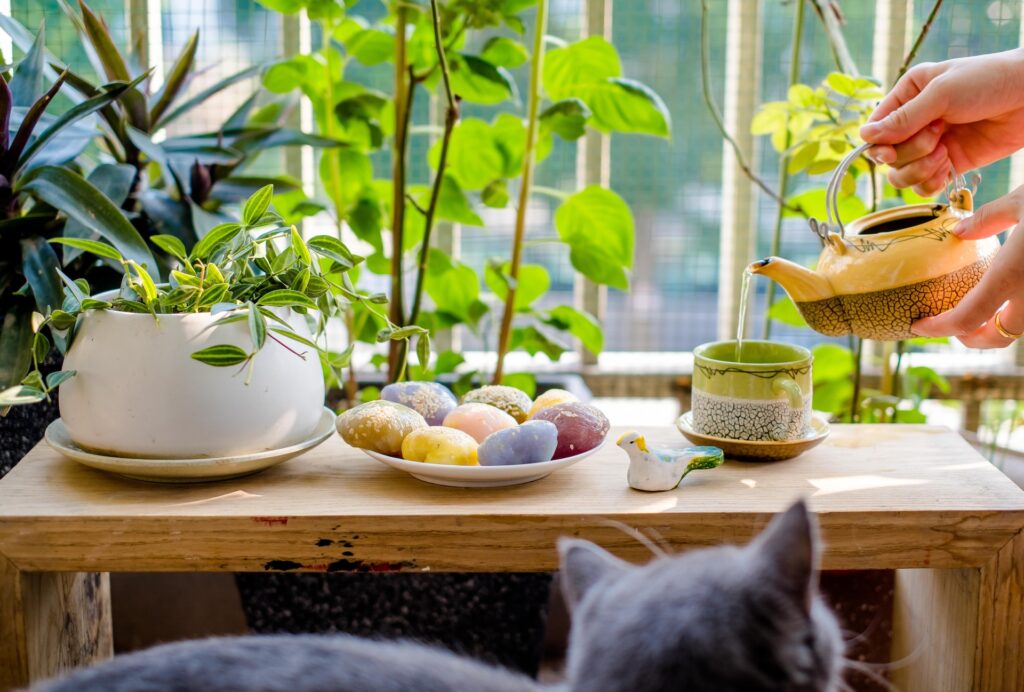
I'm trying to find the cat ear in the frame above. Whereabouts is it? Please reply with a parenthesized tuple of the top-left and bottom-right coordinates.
(558, 538, 630, 612)
(751, 499, 819, 612)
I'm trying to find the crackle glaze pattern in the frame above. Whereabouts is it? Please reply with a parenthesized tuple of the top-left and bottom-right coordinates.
(692, 390, 810, 442)
(795, 258, 992, 340)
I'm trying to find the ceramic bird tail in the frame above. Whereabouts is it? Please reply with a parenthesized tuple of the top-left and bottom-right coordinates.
(617, 431, 724, 492)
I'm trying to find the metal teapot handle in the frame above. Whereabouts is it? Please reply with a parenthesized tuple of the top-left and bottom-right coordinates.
(825, 142, 872, 237)
(824, 142, 976, 237)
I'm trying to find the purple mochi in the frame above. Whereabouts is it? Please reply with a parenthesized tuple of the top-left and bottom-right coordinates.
(532, 402, 609, 459)
(477, 420, 558, 467)
(381, 381, 458, 426)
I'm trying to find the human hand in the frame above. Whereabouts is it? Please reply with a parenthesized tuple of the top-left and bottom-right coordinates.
(859, 49, 1024, 196)
(911, 187, 1023, 348)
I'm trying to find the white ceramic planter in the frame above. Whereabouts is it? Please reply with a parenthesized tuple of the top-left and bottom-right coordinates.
(60, 293, 326, 458)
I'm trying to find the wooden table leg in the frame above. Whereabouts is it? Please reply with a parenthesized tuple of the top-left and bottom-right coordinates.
(892, 532, 1024, 692)
(0, 556, 113, 691)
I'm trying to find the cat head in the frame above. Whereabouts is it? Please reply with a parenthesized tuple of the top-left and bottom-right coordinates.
(559, 500, 844, 692)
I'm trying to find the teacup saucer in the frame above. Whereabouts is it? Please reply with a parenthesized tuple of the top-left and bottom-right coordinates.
(45, 407, 336, 483)
(675, 411, 829, 461)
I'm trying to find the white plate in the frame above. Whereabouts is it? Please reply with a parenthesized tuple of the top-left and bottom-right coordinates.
(45, 407, 336, 483)
(361, 440, 606, 488)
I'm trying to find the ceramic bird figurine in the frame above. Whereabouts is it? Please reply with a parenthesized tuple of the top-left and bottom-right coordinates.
(617, 431, 725, 492)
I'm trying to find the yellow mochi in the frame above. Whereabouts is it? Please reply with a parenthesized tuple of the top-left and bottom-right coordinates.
(401, 427, 479, 466)
(528, 388, 579, 419)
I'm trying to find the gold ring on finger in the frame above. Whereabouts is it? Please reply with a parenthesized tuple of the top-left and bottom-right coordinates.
(994, 309, 1024, 340)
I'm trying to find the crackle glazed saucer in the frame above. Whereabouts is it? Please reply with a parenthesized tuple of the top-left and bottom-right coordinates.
(45, 407, 336, 483)
(675, 411, 829, 462)
(361, 440, 606, 488)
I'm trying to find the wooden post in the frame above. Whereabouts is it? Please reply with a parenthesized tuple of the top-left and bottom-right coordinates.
(575, 0, 611, 364)
(126, 0, 163, 89)
(892, 531, 1024, 691)
(282, 13, 304, 197)
(0, 0, 12, 63)
(0, 557, 113, 690)
(282, 12, 314, 203)
(716, 0, 763, 341)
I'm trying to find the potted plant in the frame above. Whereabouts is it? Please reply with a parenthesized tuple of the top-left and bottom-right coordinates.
(6, 185, 420, 457)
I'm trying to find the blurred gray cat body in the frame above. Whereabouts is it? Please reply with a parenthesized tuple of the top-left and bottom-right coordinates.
(34, 501, 842, 692)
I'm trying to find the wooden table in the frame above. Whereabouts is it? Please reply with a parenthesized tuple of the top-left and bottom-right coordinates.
(2, 425, 1023, 691)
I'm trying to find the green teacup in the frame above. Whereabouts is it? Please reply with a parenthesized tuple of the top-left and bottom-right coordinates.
(692, 340, 812, 442)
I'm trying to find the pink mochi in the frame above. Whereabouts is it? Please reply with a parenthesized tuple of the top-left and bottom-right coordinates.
(443, 403, 517, 443)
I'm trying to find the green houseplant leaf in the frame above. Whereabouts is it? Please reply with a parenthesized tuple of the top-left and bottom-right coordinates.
(539, 98, 591, 140)
(542, 36, 621, 102)
(555, 186, 634, 290)
(542, 305, 603, 356)
(191, 344, 250, 367)
(485, 262, 549, 311)
(9, 21, 46, 107)
(16, 166, 157, 271)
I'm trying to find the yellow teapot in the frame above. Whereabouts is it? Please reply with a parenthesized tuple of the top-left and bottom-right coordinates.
(750, 143, 999, 341)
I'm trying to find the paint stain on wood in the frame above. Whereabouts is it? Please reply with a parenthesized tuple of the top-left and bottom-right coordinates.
(253, 516, 289, 526)
(316, 538, 333, 547)
(326, 559, 417, 573)
(263, 560, 303, 571)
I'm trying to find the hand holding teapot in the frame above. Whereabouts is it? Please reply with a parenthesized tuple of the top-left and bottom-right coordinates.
(859, 48, 1024, 347)
(860, 48, 1024, 197)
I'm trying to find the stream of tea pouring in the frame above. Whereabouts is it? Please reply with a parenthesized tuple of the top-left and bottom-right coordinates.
(735, 268, 753, 362)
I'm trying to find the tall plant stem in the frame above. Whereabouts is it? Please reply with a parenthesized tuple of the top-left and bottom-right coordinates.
(850, 336, 863, 423)
(897, 0, 944, 83)
(408, 0, 459, 330)
(892, 340, 905, 401)
(762, 0, 806, 340)
(493, 0, 547, 384)
(699, 0, 802, 216)
(809, 0, 858, 75)
(344, 307, 359, 406)
(388, 6, 410, 382)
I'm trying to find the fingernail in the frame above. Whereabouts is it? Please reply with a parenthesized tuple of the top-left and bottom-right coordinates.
(860, 122, 881, 138)
(954, 219, 971, 236)
(876, 148, 896, 164)
(929, 122, 943, 134)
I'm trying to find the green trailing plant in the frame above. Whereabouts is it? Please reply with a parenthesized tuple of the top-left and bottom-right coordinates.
(0, 24, 161, 402)
(259, 0, 670, 391)
(1, 185, 422, 406)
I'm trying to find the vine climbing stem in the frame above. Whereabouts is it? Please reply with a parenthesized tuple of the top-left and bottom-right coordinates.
(762, 0, 806, 339)
(387, 5, 411, 382)
(493, 0, 547, 384)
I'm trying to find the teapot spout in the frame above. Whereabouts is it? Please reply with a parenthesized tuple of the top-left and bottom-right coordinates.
(748, 258, 851, 337)
(748, 257, 835, 302)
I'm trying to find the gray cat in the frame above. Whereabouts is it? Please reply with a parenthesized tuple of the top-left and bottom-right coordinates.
(33, 500, 843, 692)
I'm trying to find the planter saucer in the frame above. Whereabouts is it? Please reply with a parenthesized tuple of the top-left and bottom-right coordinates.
(360, 440, 606, 488)
(675, 411, 829, 462)
(45, 407, 336, 483)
